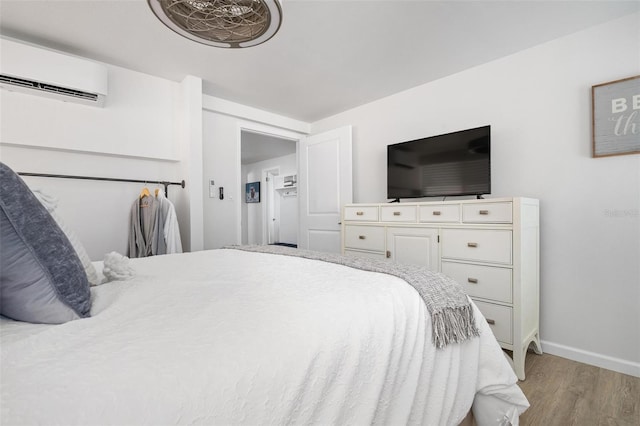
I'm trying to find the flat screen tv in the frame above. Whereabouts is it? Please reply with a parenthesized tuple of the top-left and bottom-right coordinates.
(387, 125, 490, 200)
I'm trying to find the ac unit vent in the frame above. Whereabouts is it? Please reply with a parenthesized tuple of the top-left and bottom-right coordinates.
(0, 38, 108, 107)
(0, 74, 99, 103)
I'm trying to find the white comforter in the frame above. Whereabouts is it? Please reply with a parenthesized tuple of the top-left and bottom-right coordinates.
(1, 249, 528, 425)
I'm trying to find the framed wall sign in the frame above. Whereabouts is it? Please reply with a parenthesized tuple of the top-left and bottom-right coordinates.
(592, 75, 640, 158)
(245, 181, 260, 203)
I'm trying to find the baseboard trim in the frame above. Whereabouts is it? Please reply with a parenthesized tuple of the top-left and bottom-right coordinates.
(541, 340, 640, 378)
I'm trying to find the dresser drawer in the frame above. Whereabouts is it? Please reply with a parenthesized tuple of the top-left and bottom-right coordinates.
(462, 202, 512, 223)
(441, 229, 512, 264)
(419, 204, 460, 222)
(344, 206, 379, 221)
(344, 249, 387, 260)
(381, 205, 417, 222)
(473, 300, 513, 345)
(441, 261, 512, 303)
(344, 225, 385, 251)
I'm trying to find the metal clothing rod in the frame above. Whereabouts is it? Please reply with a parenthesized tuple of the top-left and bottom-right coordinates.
(18, 172, 186, 198)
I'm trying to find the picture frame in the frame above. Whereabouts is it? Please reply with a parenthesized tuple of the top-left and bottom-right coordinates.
(245, 181, 260, 203)
(592, 75, 640, 158)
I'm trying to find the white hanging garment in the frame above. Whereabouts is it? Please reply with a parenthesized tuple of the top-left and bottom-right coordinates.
(156, 191, 183, 254)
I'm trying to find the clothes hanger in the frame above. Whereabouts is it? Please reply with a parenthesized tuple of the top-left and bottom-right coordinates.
(140, 184, 151, 199)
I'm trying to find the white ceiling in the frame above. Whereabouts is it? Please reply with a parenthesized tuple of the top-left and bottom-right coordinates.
(241, 130, 296, 164)
(0, 1, 637, 122)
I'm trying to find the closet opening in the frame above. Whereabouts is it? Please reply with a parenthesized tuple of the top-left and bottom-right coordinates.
(240, 130, 298, 247)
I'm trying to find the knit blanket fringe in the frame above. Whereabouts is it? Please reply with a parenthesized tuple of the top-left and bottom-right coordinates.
(225, 245, 480, 349)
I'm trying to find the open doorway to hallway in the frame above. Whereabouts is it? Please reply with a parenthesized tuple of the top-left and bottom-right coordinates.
(240, 130, 298, 247)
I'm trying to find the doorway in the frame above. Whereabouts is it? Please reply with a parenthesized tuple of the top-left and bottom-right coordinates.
(240, 130, 298, 246)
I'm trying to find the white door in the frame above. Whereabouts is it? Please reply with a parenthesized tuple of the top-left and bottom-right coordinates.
(265, 170, 279, 244)
(298, 126, 352, 253)
(386, 227, 439, 271)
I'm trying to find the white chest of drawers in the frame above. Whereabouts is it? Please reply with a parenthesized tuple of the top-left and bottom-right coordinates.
(342, 197, 541, 380)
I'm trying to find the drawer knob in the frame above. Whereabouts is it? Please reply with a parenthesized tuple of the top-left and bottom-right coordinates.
(358, 235, 366, 240)
(479, 210, 489, 215)
(467, 278, 478, 284)
(356, 211, 364, 216)
(486, 319, 495, 325)
(393, 211, 401, 216)
(432, 211, 441, 216)
(467, 242, 478, 248)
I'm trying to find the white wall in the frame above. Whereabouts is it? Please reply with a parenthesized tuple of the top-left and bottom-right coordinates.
(1, 59, 179, 161)
(178, 75, 204, 252)
(202, 111, 243, 249)
(311, 13, 640, 376)
(241, 153, 297, 245)
(0, 44, 192, 259)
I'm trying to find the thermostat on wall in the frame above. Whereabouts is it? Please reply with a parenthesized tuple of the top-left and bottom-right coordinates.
(209, 179, 215, 198)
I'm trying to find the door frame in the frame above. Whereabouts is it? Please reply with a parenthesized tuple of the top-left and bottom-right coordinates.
(236, 121, 303, 245)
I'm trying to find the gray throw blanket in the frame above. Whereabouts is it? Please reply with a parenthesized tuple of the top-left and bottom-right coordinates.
(226, 245, 479, 349)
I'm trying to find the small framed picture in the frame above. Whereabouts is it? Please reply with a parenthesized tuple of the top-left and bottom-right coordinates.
(592, 75, 640, 158)
(245, 182, 260, 203)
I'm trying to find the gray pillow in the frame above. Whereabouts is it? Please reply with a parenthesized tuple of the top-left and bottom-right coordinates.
(32, 188, 100, 286)
(0, 162, 91, 323)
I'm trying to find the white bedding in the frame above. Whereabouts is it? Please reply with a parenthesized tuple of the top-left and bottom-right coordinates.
(1, 249, 528, 425)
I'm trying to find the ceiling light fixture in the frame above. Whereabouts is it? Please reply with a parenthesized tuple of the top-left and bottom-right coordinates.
(148, 0, 283, 48)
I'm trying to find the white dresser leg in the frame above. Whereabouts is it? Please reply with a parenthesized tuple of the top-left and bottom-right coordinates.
(530, 332, 543, 355)
(513, 345, 527, 381)
(512, 335, 543, 381)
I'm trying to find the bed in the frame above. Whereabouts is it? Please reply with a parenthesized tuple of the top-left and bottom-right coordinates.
(0, 162, 528, 425)
(0, 246, 528, 425)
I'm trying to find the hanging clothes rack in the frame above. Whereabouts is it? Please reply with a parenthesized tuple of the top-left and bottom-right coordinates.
(17, 172, 186, 197)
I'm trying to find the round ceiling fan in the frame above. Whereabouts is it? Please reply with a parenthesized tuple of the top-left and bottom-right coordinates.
(148, 0, 283, 48)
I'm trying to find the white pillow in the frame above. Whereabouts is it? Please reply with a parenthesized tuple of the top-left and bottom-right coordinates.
(91, 253, 135, 285)
(92, 260, 106, 285)
(32, 189, 100, 287)
(102, 252, 135, 282)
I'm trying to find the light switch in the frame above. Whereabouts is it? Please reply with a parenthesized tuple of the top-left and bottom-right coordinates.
(209, 179, 216, 198)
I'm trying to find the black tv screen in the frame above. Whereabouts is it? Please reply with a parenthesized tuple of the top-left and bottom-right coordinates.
(387, 125, 491, 199)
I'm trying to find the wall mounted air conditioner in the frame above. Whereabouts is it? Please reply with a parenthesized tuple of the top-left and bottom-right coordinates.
(0, 38, 108, 107)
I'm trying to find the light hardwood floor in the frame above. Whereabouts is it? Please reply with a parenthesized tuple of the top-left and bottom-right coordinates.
(517, 352, 640, 426)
